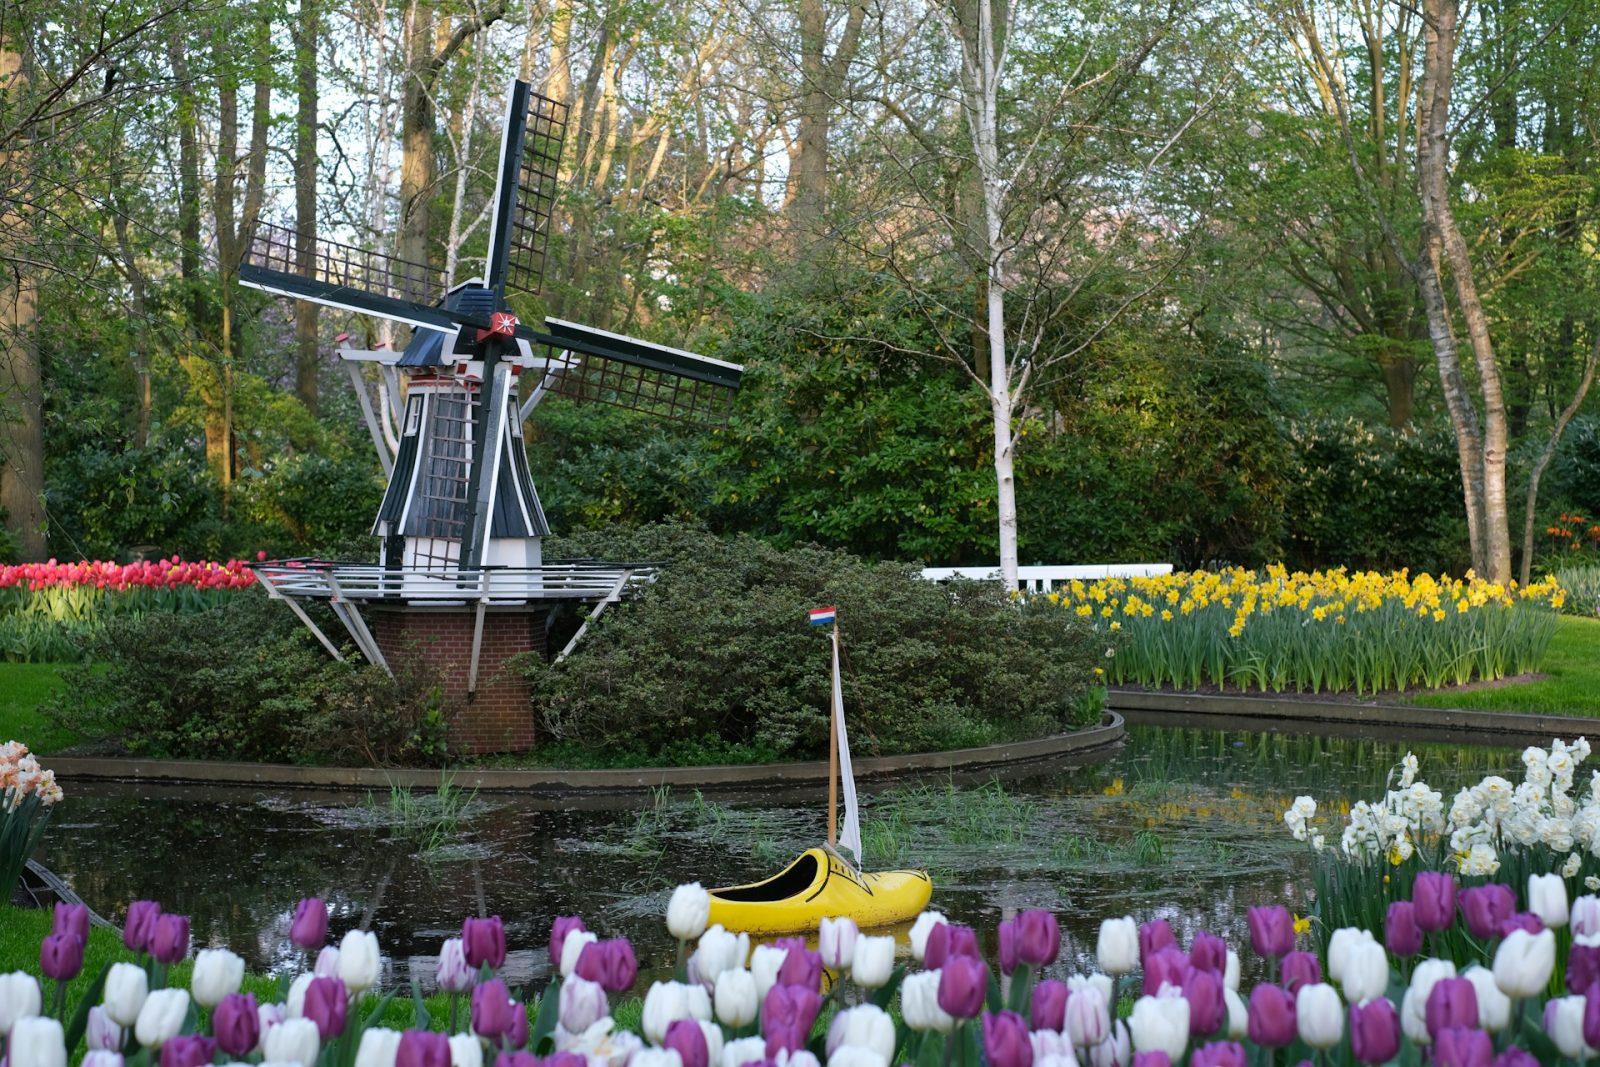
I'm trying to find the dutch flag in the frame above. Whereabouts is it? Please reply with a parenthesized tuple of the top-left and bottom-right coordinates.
(809, 606, 837, 626)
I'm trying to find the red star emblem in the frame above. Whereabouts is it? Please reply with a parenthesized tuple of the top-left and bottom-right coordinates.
(476, 311, 519, 343)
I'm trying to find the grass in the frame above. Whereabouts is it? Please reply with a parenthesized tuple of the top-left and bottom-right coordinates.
(1407, 614, 1600, 717)
(0, 662, 79, 753)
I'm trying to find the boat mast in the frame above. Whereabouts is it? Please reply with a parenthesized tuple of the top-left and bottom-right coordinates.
(827, 618, 839, 848)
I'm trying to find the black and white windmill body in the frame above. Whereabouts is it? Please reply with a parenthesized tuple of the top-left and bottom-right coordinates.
(243, 79, 741, 670)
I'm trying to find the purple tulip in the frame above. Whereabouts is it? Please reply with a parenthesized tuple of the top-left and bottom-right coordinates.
(761, 983, 822, 1056)
(304, 976, 348, 1039)
(1280, 952, 1321, 994)
(1348, 998, 1400, 1065)
(773, 937, 823, 992)
(938, 953, 989, 1019)
(1247, 984, 1296, 1047)
(472, 979, 516, 1040)
(1434, 1026, 1493, 1067)
(1492, 1049, 1539, 1067)
(463, 916, 507, 971)
(982, 1011, 1033, 1067)
(1572, 943, 1600, 994)
(1247, 906, 1295, 959)
(123, 901, 160, 953)
(1015, 910, 1060, 967)
(1131, 1055, 1170, 1067)
(998, 918, 1021, 975)
(575, 938, 638, 993)
(53, 903, 89, 944)
(545, 1055, 587, 1067)
(213, 993, 260, 1057)
(150, 913, 189, 964)
(1500, 912, 1545, 936)
(1144, 947, 1188, 996)
(506, 1001, 528, 1050)
(1458, 884, 1516, 940)
(1385, 901, 1423, 957)
(1412, 872, 1458, 932)
(1425, 977, 1479, 1040)
(1030, 979, 1069, 1032)
(159, 1036, 216, 1067)
(549, 916, 586, 963)
(1139, 919, 1176, 963)
(1189, 1042, 1247, 1067)
(924, 923, 981, 969)
(496, 1055, 541, 1067)
(1183, 965, 1226, 1036)
(397, 1030, 452, 1067)
(290, 898, 329, 950)
(664, 1019, 710, 1067)
(1189, 931, 1227, 975)
(1585, 985, 1600, 1051)
(40, 933, 85, 981)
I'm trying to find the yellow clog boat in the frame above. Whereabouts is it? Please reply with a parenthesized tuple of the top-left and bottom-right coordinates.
(703, 608, 933, 935)
(708, 846, 932, 936)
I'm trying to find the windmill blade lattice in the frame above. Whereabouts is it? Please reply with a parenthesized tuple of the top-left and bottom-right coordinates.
(242, 221, 451, 331)
(499, 87, 569, 298)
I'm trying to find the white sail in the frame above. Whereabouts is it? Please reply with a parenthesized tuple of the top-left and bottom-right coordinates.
(832, 629, 863, 866)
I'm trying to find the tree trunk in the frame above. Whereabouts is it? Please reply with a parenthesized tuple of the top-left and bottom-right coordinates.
(787, 0, 865, 239)
(0, 22, 44, 558)
(294, 0, 321, 414)
(398, 0, 438, 272)
(1520, 334, 1600, 583)
(1379, 348, 1415, 428)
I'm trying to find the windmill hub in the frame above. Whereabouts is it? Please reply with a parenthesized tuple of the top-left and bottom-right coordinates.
(236, 79, 743, 754)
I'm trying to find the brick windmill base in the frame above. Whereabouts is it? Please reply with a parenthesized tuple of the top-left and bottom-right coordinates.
(369, 606, 548, 754)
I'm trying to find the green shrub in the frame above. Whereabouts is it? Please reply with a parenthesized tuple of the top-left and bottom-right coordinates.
(51, 593, 454, 766)
(1554, 564, 1600, 617)
(532, 523, 1108, 761)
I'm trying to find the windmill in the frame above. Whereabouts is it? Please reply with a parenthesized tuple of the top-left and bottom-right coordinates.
(243, 79, 743, 753)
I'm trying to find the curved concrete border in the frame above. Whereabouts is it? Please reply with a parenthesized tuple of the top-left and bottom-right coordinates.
(45, 713, 1124, 794)
(1109, 688, 1599, 738)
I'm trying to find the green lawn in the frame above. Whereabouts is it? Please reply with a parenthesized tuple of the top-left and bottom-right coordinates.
(0, 662, 79, 753)
(1407, 614, 1600, 716)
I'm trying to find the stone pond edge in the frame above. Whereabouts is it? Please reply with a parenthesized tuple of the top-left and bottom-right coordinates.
(1109, 688, 1598, 738)
(42, 712, 1126, 794)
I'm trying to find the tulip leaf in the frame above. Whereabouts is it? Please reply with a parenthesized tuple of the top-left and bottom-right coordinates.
(984, 973, 1001, 1014)
(915, 1031, 943, 1067)
(64, 961, 112, 1053)
(362, 993, 395, 1030)
(530, 977, 562, 1053)
(411, 976, 431, 1031)
(871, 966, 905, 1010)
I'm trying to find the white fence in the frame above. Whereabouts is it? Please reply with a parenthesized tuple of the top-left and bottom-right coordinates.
(920, 563, 1173, 593)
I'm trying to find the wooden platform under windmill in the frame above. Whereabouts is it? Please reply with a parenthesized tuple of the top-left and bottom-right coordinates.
(238, 79, 743, 754)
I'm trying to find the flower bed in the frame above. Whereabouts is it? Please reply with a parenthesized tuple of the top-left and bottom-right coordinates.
(1056, 567, 1563, 695)
(0, 559, 257, 663)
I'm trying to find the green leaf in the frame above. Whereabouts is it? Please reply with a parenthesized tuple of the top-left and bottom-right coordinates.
(530, 978, 563, 1054)
(64, 961, 112, 1053)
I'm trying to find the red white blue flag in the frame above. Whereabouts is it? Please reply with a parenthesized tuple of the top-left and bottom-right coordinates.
(809, 606, 837, 626)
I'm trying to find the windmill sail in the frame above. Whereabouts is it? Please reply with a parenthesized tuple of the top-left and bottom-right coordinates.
(485, 81, 568, 299)
(832, 630, 862, 866)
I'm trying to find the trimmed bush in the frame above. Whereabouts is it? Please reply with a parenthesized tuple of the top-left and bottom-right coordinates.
(532, 523, 1108, 762)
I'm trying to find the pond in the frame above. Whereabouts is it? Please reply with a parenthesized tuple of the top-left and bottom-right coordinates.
(36, 718, 1536, 990)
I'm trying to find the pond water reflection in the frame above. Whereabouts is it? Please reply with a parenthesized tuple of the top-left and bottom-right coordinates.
(37, 721, 1530, 990)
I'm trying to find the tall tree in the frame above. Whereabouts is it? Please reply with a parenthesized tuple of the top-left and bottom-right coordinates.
(294, 0, 321, 412)
(787, 0, 867, 234)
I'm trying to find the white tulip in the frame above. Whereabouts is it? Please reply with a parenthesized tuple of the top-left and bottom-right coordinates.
(641, 981, 711, 1045)
(9, 1016, 66, 1067)
(1128, 993, 1189, 1060)
(1066, 985, 1111, 1049)
(696, 1020, 726, 1067)
(850, 936, 895, 990)
(1494, 928, 1556, 998)
(827, 1005, 895, 1063)
(713, 969, 758, 1029)
(1530, 873, 1570, 928)
(691, 926, 749, 988)
(559, 977, 609, 1034)
(192, 948, 246, 1008)
(354, 1028, 403, 1067)
(263, 1017, 321, 1067)
(87, 1006, 125, 1053)
(1296, 984, 1343, 1049)
(314, 947, 341, 979)
(667, 884, 712, 941)
(448, 1034, 483, 1067)
(82, 1052, 124, 1067)
(1224, 950, 1240, 992)
(908, 912, 948, 963)
(561, 931, 598, 978)
(721, 1036, 767, 1067)
(1096, 918, 1138, 977)
(1547, 995, 1592, 1059)
(338, 930, 382, 994)
(749, 945, 789, 1000)
(826, 1048, 886, 1067)
(1340, 940, 1389, 1004)
(286, 973, 315, 1019)
(135, 989, 190, 1049)
(1461, 965, 1511, 1032)
(1573, 894, 1600, 937)
(778, 1051, 819, 1067)
(634, 1050, 684, 1067)
(1031, 1030, 1074, 1065)
(1326, 927, 1374, 984)
(1067, 973, 1114, 1008)
(1223, 989, 1248, 1040)
(900, 970, 954, 1034)
(0, 971, 42, 1035)
(1088, 1021, 1129, 1067)
(101, 964, 146, 1028)
(819, 918, 860, 971)
(257, 1003, 287, 1051)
